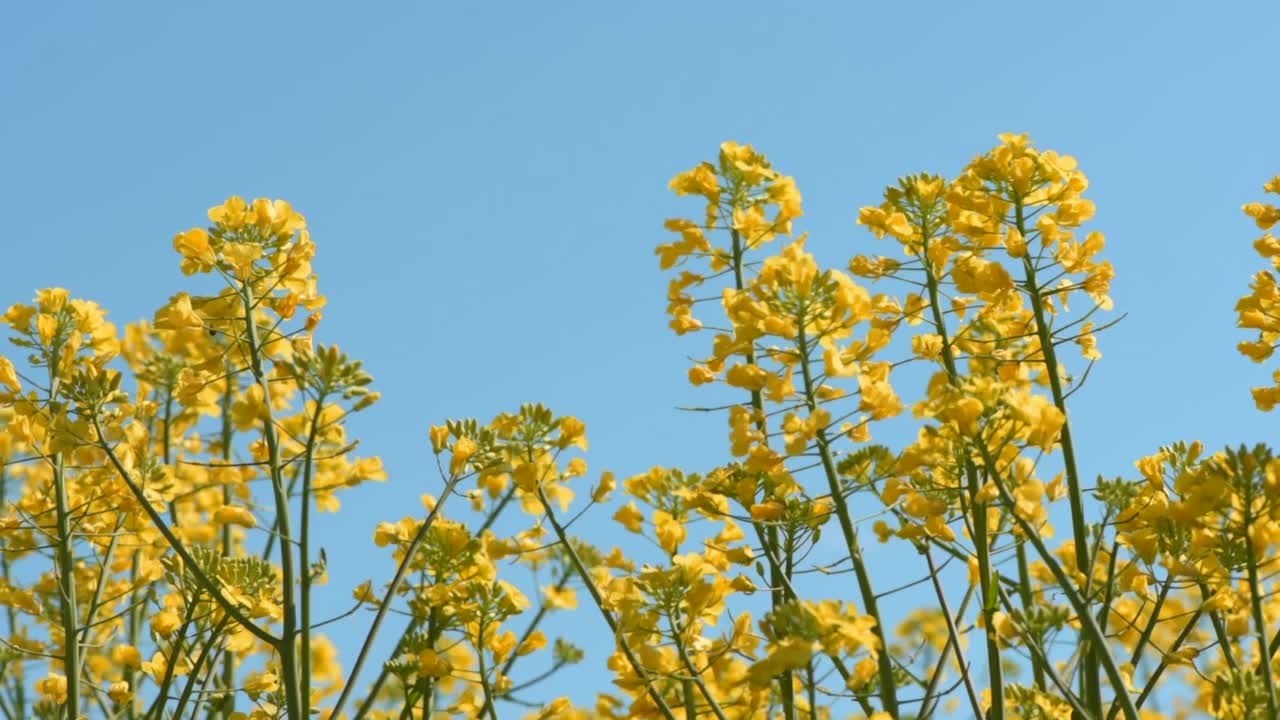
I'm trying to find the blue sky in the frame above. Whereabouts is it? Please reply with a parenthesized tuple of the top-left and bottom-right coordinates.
(4, 1, 1280, 714)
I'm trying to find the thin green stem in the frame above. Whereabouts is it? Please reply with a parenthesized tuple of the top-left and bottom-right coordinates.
(49, 363, 80, 720)
(536, 487, 678, 720)
(237, 281, 302, 720)
(978, 446, 1138, 720)
(1245, 495, 1279, 715)
(728, 226, 796, 720)
(795, 319, 897, 716)
(298, 390, 328, 720)
(670, 615, 729, 720)
(923, 545, 983, 720)
(328, 471, 463, 720)
(921, 230, 1002, 719)
(1015, 198, 1098, 715)
(93, 418, 278, 646)
(218, 365, 236, 720)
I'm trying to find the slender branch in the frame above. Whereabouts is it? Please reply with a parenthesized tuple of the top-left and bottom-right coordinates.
(536, 487, 679, 720)
(329, 471, 463, 720)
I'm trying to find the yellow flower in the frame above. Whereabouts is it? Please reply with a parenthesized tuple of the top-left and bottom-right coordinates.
(35, 287, 70, 312)
(221, 242, 263, 278)
(0, 354, 20, 392)
(213, 505, 257, 528)
(653, 510, 686, 554)
(591, 470, 616, 503)
(450, 436, 478, 475)
(244, 672, 279, 695)
(542, 585, 578, 610)
(748, 638, 815, 687)
(429, 424, 450, 453)
(112, 644, 143, 669)
(417, 649, 452, 679)
(557, 416, 588, 450)
(173, 227, 217, 274)
(951, 255, 1014, 295)
(750, 501, 784, 521)
(725, 363, 769, 391)
(613, 502, 644, 533)
(36, 313, 58, 345)
(153, 293, 204, 331)
(911, 334, 943, 360)
(35, 674, 68, 704)
(209, 195, 249, 229)
(518, 631, 548, 656)
(353, 580, 377, 604)
(108, 681, 132, 704)
(151, 609, 183, 638)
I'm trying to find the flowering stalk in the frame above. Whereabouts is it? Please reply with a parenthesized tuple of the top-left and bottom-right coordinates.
(1013, 199, 1101, 715)
(237, 282, 303, 720)
(728, 226, 799, 720)
(918, 229, 1005, 718)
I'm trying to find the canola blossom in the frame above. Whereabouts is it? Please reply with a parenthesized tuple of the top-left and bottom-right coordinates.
(0, 137, 1277, 720)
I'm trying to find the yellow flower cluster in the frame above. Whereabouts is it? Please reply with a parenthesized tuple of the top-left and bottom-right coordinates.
(2, 144, 1278, 720)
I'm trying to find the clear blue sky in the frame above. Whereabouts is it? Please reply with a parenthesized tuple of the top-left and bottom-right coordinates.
(4, 1, 1279, 714)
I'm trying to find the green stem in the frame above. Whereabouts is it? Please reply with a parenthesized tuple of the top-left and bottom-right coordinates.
(728, 226, 796, 720)
(237, 282, 302, 720)
(327, 471, 462, 720)
(917, 587, 976, 720)
(1015, 198, 1098, 715)
(794, 319, 897, 716)
(919, 231, 1005, 720)
(0, 472, 26, 718)
(1015, 543, 1046, 692)
(923, 545, 983, 719)
(298, 391, 328, 720)
(49, 363, 80, 720)
(993, 585, 1092, 719)
(1245, 492, 1279, 715)
(351, 620, 416, 720)
(1200, 582, 1239, 672)
(670, 615, 729, 720)
(93, 421, 279, 647)
(124, 551, 142, 720)
(536, 487, 678, 720)
(145, 609, 195, 720)
(219, 365, 236, 720)
(172, 617, 231, 720)
(1105, 606, 1202, 720)
(978, 446, 1138, 720)
(76, 518, 121, 680)
(476, 616, 500, 720)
